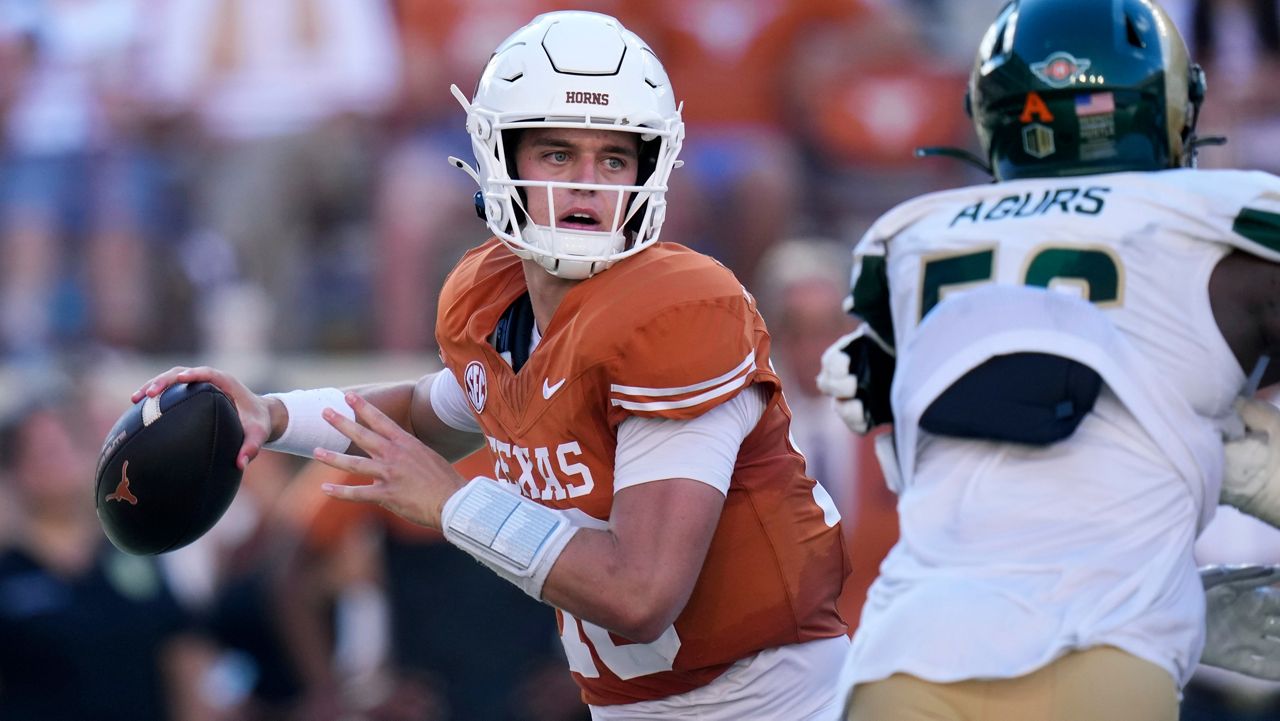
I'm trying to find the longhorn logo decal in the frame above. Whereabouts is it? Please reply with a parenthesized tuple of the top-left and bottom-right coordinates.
(106, 460, 139, 505)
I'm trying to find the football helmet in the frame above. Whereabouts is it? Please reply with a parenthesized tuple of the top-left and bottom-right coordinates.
(968, 0, 1206, 181)
(450, 11, 684, 279)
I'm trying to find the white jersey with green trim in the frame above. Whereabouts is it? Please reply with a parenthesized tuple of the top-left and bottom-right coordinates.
(844, 168, 1280, 689)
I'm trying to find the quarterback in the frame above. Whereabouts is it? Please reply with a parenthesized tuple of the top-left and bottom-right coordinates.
(818, 0, 1280, 719)
(134, 12, 851, 720)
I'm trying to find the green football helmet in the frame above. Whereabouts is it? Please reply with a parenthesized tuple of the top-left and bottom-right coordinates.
(968, 0, 1206, 181)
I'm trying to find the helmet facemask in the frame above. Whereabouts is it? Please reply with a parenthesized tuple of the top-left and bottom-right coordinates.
(478, 118, 680, 281)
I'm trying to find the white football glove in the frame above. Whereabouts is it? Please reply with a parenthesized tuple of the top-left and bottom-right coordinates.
(1222, 397, 1280, 528)
(817, 330, 869, 434)
(1200, 564, 1280, 680)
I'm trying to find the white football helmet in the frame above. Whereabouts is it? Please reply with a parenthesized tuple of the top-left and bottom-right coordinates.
(450, 11, 684, 280)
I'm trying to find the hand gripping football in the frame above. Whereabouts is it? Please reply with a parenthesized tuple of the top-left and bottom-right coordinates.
(95, 382, 244, 555)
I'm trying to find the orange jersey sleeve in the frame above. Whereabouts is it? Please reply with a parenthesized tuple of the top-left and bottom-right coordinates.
(601, 258, 774, 425)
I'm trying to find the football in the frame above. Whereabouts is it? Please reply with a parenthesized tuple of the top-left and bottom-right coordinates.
(94, 382, 244, 555)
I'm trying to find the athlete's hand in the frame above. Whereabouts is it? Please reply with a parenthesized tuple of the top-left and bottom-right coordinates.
(817, 334, 869, 434)
(1222, 397, 1280, 527)
(1201, 563, 1280, 680)
(130, 365, 276, 469)
(314, 392, 466, 529)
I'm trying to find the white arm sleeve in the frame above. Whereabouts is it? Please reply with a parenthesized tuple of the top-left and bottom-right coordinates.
(429, 369, 483, 433)
(613, 384, 768, 495)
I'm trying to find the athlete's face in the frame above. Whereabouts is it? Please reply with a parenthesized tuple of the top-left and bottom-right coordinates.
(514, 128, 640, 233)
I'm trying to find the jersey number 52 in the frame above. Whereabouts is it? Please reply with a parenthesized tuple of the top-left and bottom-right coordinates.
(920, 245, 1123, 319)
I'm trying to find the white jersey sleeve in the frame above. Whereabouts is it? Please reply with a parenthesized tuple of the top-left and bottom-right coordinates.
(613, 384, 767, 495)
(1168, 169, 1280, 259)
(429, 369, 482, 433)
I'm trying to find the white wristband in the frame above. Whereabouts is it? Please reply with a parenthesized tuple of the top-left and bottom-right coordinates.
(262, 388, 356, 458)
(441, 476, 578, 601)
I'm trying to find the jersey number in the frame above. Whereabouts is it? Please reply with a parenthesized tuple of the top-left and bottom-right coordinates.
(920, 246, 1121, 318)
(559, 610, 682, 680)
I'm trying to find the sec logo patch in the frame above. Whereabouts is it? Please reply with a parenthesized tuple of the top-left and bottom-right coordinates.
(464, 361, 488, 413)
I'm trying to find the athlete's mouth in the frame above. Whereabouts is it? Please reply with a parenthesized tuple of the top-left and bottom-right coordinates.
(558, 209, 602, 230)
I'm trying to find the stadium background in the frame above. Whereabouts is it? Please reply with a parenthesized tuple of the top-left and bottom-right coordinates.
(0, 0, 1277, 719)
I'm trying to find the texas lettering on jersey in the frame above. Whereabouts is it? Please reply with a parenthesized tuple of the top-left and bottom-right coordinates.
(436, 239, 851, 706)
(483, 435, 595, 501)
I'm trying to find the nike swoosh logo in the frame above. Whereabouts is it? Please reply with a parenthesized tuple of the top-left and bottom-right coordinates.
(542, 378, 567, 399)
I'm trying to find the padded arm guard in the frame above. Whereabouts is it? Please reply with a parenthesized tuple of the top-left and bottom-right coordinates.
(441, 476, 579, 601)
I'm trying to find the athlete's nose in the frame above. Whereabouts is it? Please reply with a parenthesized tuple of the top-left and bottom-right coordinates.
(569, 157, 601, 190)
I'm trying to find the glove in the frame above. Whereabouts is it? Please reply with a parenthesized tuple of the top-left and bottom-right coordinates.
(816, 325, 895, 435)
(817, 330, 869, 434)
(1222, 397, 1280, 528)
(1200, 563, 1280, 680)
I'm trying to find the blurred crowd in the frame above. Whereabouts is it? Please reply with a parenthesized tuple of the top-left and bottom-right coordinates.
(0, 0, 1278, 719)
(0, 0, 990, 363)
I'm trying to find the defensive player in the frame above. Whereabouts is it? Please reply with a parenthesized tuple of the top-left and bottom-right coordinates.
(134, 11, 851, 720)
(816, 0, 1280, 719)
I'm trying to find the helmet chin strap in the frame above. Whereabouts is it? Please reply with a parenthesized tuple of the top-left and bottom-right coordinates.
(520, 223, 625, 280)
(914, 145, 994, 178)
(541, 256, 599, 280)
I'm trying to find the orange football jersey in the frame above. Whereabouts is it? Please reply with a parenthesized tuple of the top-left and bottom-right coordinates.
(436, 239, 851, 706)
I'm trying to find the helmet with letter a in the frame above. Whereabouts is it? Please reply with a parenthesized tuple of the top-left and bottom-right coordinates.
(450, 11, 684, 280)
(967, 0, 1206, 181)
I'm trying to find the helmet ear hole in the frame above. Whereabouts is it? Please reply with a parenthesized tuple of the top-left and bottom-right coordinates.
(964, 91, 973, 118)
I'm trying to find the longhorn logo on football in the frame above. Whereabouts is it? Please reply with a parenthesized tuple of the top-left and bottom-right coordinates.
(106, 460, 140, 505)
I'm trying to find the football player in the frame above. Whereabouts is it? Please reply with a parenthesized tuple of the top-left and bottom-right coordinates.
(134, 11, 852, 720)
(816, 0, 1280, 719)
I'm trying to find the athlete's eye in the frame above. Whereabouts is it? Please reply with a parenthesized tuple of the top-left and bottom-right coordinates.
(547, 151, 570, 164)
(603, 157, 626, 171)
